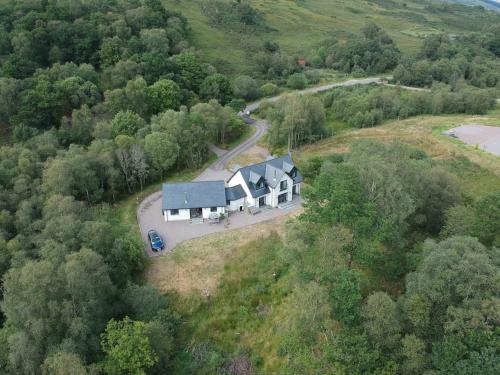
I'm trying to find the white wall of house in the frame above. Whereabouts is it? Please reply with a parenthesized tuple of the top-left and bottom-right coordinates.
(227, 197, 246, 212)
(228, 171, 257, 207)
(164, 207, 225, 221)
(202, 206, 225, 219)
(227, 169, 301, 209)
(269, 173, 293, 207)
(164, 208, 190, 222)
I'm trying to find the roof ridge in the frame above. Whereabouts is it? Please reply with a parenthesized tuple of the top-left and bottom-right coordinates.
(237, 155, 292, 171)
(163, 180, 225, 186)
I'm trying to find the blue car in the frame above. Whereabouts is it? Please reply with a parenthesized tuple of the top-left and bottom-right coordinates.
(148, 230, 165, 251)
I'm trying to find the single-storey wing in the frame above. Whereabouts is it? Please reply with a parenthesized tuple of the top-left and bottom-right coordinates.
(162, 180, 227, 221)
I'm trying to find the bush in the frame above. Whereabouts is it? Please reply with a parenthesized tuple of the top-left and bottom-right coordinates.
(227, 98, 247, 112)
(287, 73, 307, 89)
(232, 75, 259, 100)
(260, 83, 280, 97)
(304, 70, 321, 84)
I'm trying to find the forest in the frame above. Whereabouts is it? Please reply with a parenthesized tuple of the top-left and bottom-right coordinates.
(0, 0, 246, 373)
(392, 30, 500, 89)
(0, 0, 499, 374)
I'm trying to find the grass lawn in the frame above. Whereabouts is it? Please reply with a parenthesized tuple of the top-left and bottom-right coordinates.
(146, 224, 302, 373)
(145, 213, 298, 296)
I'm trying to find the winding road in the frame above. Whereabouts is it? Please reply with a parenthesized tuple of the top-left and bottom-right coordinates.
(136, 76, 410, 254)
(212, 77, 387, 170)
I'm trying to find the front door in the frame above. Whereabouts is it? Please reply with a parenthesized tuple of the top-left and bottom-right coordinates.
(258, 197, 265, 207)
(278, 193, 287, 204)
(190, 208, 202, 218)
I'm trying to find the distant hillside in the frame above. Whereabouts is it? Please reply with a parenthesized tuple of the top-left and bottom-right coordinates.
(446, 0, 500, 11)
(163, 0, 500, 75)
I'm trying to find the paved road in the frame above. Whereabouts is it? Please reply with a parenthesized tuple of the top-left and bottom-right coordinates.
(243, 77, 385, 113)
(211, 117, 268, 170)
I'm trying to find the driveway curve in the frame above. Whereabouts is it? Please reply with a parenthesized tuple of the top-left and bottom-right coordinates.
(137, 76, 394, 255)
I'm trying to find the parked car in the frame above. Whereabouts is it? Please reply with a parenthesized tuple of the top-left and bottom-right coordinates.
(148, 229, 165, 251)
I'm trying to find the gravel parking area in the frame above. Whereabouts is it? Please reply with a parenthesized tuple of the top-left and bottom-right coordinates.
(139, 197, 302, 256)
(445, 124, 500, 156)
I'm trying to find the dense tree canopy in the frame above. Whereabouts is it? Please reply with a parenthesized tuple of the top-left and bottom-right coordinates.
(0, 1, 245, 373)
(266, 93, 326, 150)
(312, 23, 401, 75)
(0, 3, 499, 373)
(393, 33, 500, 89)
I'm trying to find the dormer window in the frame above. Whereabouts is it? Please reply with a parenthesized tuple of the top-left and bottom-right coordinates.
(256, 180, 265, 189)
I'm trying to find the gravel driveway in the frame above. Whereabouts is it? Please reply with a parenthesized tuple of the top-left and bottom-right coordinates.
(136, 76, 409, 256)
(140, 197, 302, 256)
(137, 112, 270, 255)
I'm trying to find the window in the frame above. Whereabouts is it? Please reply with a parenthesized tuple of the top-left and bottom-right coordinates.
(256, 180, 264, 189)
(280, 180, 287, 191)
(171, 209, 179, 215)
(210, 207, 218, 212)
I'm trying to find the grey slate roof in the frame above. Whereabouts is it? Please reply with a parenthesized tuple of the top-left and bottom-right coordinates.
(162, 181, 226, 210)
(230, 155, 302, 198)
(225, 185, 247, 202)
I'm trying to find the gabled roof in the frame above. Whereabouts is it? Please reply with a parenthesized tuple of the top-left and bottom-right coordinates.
(229, 155, 302, 198)
(225, 185, 247, 201)
(249, 170, 263, 184)
(264, 164, 285, 188)
(283, 160, 295, 174)
(162, 181, 226, 210)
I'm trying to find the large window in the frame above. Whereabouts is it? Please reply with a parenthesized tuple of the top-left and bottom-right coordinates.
(210, 207, 218, 212)
(280, 180, 287, 191)
(171, 209, 179, 215)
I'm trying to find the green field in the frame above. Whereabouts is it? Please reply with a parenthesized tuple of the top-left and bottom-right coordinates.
(163, 0, 498, 75)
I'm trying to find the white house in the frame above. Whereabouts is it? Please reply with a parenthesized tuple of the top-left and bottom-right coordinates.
(227, 155, 301, 209)
(161, 156, 302, 222)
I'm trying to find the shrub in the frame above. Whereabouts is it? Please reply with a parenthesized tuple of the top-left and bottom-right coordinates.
(286, 73, 307, 89)
(232, 75, 259, 100)
(260, 83, 280, 97)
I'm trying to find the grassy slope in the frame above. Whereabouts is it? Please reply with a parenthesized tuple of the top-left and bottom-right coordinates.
(149, 108, 500, 372)
(297, 108, 500, 199)
(163, 0, 498, 75)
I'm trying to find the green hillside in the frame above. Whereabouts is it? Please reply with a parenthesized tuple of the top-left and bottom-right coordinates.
(164, 0, 500, 74)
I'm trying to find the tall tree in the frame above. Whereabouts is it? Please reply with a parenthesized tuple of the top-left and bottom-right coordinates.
(147, 79, 181, 114)
(362, 292, 401, 350)
(100, 317, 157, 375)
(144, 132, 179, 178)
